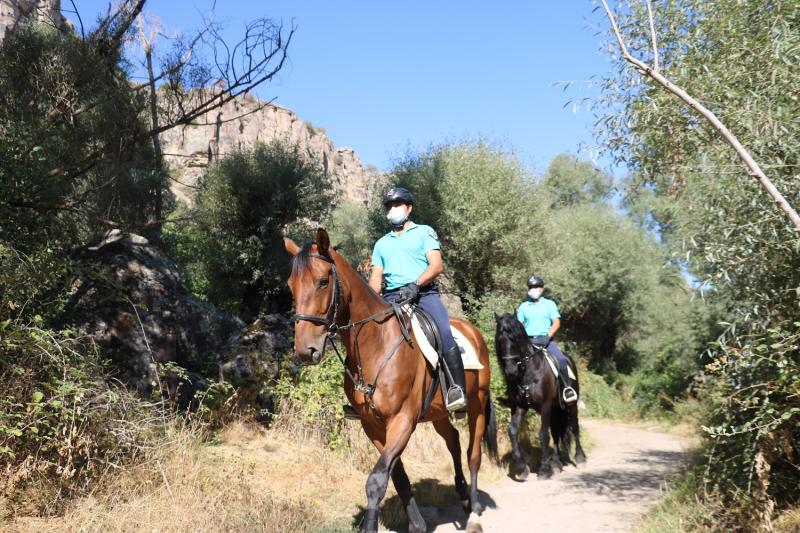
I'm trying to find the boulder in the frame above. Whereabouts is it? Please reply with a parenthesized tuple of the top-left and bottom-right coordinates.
(64, 230, 291, 404)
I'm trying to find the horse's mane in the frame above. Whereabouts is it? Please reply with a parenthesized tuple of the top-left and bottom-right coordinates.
(495, 313, 534, 362)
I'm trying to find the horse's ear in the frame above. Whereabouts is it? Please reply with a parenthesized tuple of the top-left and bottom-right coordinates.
(315, 228, 330, 255)
(494, 312, 500, 322)
(284, 237, 300, 256)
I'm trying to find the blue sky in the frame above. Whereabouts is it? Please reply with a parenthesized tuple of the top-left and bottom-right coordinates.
(67, 1, 615, 174)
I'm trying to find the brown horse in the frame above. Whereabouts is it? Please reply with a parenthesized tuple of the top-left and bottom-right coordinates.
(285, 229, 497, 533)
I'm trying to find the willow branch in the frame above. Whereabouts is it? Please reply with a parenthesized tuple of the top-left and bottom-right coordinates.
(600, 0, 800, 232)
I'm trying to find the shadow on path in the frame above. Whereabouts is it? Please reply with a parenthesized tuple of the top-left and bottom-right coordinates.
(350, 478, 497, 532)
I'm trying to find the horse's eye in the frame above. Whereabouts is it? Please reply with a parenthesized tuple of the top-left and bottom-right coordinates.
(319, 278, 329, 288)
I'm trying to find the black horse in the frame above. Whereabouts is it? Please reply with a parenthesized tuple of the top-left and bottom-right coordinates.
(494, 313, 586, 479)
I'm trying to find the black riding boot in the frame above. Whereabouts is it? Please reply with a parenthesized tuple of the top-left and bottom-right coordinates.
(558, 366, 578, 404)
(442, 345, 467, 414)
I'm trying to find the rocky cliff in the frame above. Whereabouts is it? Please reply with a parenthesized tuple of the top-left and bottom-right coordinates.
(0, 0, 65, 40)
(160, 96, 380, 205)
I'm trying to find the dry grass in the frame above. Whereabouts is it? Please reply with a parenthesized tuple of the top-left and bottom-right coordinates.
(5, 414, 513, 533)
(775, 506, 800, 533)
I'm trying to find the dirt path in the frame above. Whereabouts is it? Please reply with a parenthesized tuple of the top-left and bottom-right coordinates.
(414, 419, 690, 533)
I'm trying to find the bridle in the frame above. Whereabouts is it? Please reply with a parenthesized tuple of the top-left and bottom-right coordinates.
(292, 253, 343, 332)
(292, 251, 413, 411)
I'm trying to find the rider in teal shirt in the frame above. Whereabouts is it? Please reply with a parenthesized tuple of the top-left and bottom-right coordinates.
(517, 275, 578, 404)
(371, 223, 441, 290)
(369, 187, 467, 414)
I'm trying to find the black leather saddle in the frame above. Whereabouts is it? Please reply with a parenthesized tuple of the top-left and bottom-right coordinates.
(410, 305, 444, 357)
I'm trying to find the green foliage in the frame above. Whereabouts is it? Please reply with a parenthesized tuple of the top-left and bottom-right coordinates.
(596, 0, 800, 521)
(0, 23, 164, 252)
(540, 153, 614, 208)
(0, 319, 162, 513)
(382, 141, 546, 310)
(327, 201, 374, 265)
(272, 352, 348, 449)
(381, 143, 713, 412)
(166, 140, 332, 320)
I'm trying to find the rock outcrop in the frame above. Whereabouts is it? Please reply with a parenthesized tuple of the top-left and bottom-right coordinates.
(0, 0, 66, 41)
(65, 230, 291, 403)
(161, 96, 380, 205)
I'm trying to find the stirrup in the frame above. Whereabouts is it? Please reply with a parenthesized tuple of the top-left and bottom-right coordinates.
(562, 386, 578, 404)
(342, 403, 360, 420)
(446, 385, 467, 413)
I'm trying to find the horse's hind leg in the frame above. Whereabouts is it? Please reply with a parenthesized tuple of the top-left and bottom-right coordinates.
(571, 404, 587, 464)
(432, 417, 469, 508)
(508, 405, 530, 480)
(466, 396, 488, 531)
(391, 458, 426, 533)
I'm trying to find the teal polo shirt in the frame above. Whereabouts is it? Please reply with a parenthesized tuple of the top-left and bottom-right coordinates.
(517, 297, 560, 337)
(371, 223, 441, 290)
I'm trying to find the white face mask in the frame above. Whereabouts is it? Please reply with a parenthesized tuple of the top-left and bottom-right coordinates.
(528, 288, 543, 300)
(386, 206, 409, 226)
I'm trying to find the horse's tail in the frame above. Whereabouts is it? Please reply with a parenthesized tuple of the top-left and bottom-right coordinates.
(483, 394, 500, 463)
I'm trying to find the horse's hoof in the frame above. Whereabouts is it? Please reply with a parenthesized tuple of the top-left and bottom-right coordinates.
(465, 512, 484, 533)
(538, 468, 553, 479)
(514, 464, 530, 481)
(576, 452, 587, 464)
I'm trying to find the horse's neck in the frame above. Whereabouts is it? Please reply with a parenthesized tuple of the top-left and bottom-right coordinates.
(504, 338, 543, 381)
(334, 253, 392, 328)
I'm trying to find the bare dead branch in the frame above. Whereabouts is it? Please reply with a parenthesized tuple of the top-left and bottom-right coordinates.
(645, 0, 659, 72)
(599, 0, 800, 232)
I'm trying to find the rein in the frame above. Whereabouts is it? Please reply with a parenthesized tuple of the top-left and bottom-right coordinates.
(293, 252, 412, 413)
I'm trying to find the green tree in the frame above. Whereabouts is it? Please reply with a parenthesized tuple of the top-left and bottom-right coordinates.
(172, 140, 331, 320)
(596, 0, 800, 522)
(0, 23, 163, 251)
(540, 153, 614, 208)
(384, 141, 546, 310)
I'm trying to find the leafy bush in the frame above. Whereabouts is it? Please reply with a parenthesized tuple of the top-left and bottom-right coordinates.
(0, 320, 163, 516)
(271, 352, 349, 449)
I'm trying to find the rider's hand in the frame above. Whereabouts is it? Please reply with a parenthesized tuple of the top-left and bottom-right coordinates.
(397, 282, 420, 303)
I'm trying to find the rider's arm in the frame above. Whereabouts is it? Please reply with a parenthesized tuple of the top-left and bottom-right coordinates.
(369, 265, 384, 293)
(548, 317, 561, 339)
(416, 249, 443, 286)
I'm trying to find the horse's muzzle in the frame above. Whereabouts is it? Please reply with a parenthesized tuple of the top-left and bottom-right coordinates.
(295, 345, 323, 365)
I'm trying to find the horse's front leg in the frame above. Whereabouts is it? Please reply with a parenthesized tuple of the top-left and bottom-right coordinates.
(507, 404, 529, 481)
(390, 458, 426, 533)
(361, 415, 415, 533)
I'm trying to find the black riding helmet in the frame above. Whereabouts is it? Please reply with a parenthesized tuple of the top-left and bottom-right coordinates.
(527, 275, 545, 288)
(383, 187, 415, 207)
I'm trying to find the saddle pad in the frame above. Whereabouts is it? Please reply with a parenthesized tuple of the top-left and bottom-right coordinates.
(409, 312, 484, 370)
(544, 351, 577, 380)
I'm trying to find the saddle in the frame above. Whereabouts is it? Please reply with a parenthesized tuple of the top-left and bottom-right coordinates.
(405, 305, 482, 421)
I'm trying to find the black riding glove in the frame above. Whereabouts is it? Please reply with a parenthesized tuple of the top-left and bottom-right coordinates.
(397, 282, 420, 303)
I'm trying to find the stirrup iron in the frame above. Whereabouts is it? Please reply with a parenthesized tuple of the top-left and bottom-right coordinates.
(562, 386, 578, 404)
(446, 385, 467, 412)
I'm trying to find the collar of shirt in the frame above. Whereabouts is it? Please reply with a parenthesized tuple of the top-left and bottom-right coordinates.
(389, 222, 418, 238)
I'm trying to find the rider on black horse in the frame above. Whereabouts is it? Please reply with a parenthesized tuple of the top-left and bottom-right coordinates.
(517, 275, 578, 404)
(367, 186, 467, 414)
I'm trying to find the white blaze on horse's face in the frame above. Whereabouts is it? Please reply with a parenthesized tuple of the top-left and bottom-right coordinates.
(286, 245, 335, 365)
